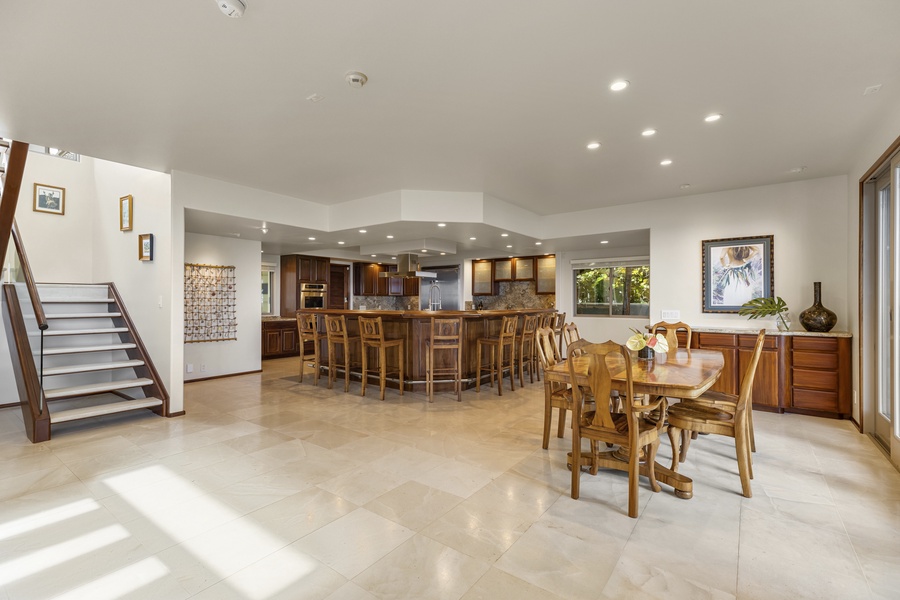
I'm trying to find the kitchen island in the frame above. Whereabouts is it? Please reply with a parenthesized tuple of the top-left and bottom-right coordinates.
(298, 308, 555, 393)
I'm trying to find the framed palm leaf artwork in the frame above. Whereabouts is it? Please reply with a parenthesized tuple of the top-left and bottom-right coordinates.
(702, 235, 773, 313)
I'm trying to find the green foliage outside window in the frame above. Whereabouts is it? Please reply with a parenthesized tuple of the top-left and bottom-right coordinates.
(575, 265, 649, 316)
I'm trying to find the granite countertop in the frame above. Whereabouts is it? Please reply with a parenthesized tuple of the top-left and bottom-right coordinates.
(295, 308, 555, 318)
(690, 326, 851, 338)
(262, 316, 297, 323)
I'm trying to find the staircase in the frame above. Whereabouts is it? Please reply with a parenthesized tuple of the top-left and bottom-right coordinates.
(34, 282, 168, 435)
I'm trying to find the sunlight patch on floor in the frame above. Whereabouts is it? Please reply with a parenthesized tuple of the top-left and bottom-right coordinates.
(0, 498, 100, 542)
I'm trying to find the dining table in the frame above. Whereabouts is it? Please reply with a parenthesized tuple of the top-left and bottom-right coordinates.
(543, 347, 725, 499)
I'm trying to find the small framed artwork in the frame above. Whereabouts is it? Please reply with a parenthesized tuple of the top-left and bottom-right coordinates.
(120, 195, 133, 231)
(702, 235, 774, 313)
(33, 183, 65, 215)
(138, 233, 154, 261)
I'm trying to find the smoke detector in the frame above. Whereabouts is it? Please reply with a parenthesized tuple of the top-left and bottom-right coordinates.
(345, 71, 368, 88)
(215, 0, 245, 18)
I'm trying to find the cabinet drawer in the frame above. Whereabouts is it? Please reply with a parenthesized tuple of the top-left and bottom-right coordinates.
(792, 351, 838, 370)
(792, 388, 839, 412)
(792, 337, 839, 352)
(792, 368, 838, 391)
(697, 333, 737, 347)
(739, 334, 776, 349)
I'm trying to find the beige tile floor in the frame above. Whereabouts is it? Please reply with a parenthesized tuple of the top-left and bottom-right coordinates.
(0, 356, 898, 599)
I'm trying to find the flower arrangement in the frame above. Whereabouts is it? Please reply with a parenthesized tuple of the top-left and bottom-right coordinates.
(738, 296, 791, 331)
(625, 328, 669, 354)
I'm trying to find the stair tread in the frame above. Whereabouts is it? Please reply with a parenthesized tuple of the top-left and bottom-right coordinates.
(43, 343, 136, 355)
(44, 360, 144, 376)
(44, 378, 154, 399)
(44, 327, 129, 336)
(51, 398, 163, 424)
(46, 313, 122, 319)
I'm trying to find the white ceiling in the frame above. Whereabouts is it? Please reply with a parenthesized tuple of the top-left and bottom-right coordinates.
(2, 1, 899, 252)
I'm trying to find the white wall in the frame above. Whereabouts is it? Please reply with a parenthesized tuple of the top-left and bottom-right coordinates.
(184, 233, 261, 381)
(552, 176, 850, 348)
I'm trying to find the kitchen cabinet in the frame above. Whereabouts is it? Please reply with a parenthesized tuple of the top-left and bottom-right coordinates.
(493, 258, 513, 281)
(472, 260, 493, 296)
(513, 257, 535, 281)
(536, 255, 556, 294)
(353, 262, 381, 295)
(299, 256, 329, 284)
(262, 319, 301, 359)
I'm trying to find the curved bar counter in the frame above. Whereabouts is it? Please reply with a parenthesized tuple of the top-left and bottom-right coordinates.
(298, 308, 555, 393)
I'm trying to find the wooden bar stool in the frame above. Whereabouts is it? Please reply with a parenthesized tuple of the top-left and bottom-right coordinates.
(517, 314, 540, 387)
(552, 311, 566, 356)
(476, 315, 517, 396)
(358, 315, 405, 401)
(425, 317, 463, 402)
(297, 313, 322, 385)
(324, 314, 361, 393)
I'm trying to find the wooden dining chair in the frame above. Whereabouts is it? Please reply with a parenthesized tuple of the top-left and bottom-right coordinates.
(552, 311, 566, 355)
(536, 326, 572, 448)
(358, 315, 405, 401)
(665, 329, 765, 498)
(297, 313, 322, 385)
(569, 341, 667, 518)
(650, 321, 692, 351)
(562, 322, 581, 350)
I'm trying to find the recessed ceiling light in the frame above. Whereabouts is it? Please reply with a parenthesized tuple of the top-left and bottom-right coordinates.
(544, 252, 550, 255)
(660, 159, 673, 166)
(260, 250, 264, 253)
(386, 235, 393, 239)
(680, 183, 692, 189)
(501, 233, 509, 237)
(371, 254, 376, 257)
(508, 255, 513, 258)
(308, 237, 316, 241)
(359, 229, 367, 233)
(535, 242, 542, 246)
(421, 249, 427, 253)
(864, 84, 882, 96)
(438, 223, 446, 227)
(642, 129, 657, 137)
(391, 256, 397, 259)
(610, 80, 629, 91)
(506, 245, 513, 248)
(789, 166, 808, 174)
(440, 252, 446, 256)
(586, 141, 601, 150)
(338, 241, 345, 245)
(306, 93, 324, 103)
(601, 240, 609, 244)
(260, 228, 268, 234)
(470, 237, 477, 240)
(704, 113, 722, 122)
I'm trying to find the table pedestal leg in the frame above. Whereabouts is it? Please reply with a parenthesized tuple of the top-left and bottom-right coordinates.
(567, 448, 693, 500)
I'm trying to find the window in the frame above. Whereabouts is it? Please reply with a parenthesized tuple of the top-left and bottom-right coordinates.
(573, 258, 650, 316)
(261, 268, 275, 315)
(28, 145, 80, 161)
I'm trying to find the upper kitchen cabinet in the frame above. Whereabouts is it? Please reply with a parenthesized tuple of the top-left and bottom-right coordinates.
(299, 256, 329, 284)
(472, 260, 493, 296)
(536, 255, 556, 294)
(513, 257, 535, 281)
(493, 258, 513, 282)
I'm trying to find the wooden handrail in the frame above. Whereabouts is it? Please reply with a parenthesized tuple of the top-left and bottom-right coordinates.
(10, 220, 47, 330)
(0, 141, 30, 270)
(107, 282, 170, 414)
(1, 284, 50, 442)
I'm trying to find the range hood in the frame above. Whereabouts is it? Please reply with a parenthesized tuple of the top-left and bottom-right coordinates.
(379, 253, 437, 279)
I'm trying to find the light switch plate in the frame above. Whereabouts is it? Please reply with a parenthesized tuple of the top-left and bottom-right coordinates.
(661, 310, 681, 320)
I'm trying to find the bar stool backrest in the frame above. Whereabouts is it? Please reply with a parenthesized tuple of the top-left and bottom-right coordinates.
(432, 317, 462, 346)
(298, 313, 319, 341)
(325, 314, 350, 342)
(499, 315, 518, 340)
(358, 315, 385, 343)
(522, 314, 539, 336)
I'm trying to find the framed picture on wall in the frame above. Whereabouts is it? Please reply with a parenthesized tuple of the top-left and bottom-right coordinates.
(702, 235, 773, 313)
(120, 195, 133, 231)
(33, 183, 65, 215)
(138, 233, 154, 261)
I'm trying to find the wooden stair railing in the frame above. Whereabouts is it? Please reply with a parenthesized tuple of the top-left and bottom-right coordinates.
(1, 285, 50, 443)
(11, 221, 48, 331)
(0, 140, 29, 269)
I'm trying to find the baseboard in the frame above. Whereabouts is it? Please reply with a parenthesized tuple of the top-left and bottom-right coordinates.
(185, 369, 263, 383)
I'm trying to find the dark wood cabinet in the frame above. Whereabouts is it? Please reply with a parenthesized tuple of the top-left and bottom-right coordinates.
(353, 262, 382, 296)
(692, 331, 850, 418)
(404, 277, 420, 296)
(298, 256, 329, 284)
(354, 263, 419, 297)
(535, 255, 556, 294)
(513, 257, 535, 281)
(262, 320, 301, 359)
(493, 258, 513, 281)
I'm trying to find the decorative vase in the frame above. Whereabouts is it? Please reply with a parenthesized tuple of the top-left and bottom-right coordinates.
(638, 346, 655, 360)
(799, 282, 837, 332)
(776, 312, 791, 332)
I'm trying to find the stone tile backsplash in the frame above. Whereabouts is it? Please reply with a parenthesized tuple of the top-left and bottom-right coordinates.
(354, 295, 419, 311)
(476, 281, 555, 310)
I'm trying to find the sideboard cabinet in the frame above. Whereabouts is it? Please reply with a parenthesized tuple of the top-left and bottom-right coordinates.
(691, 330, 851, 419)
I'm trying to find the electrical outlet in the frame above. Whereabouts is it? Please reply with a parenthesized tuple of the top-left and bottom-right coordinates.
(200, 364, 207, 372)
(661, 310, 680, 320)
(186, 363, 193, 373)
(853, 390, 858, 406)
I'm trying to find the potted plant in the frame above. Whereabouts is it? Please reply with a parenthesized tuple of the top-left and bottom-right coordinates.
(738, 296, 791, 331)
